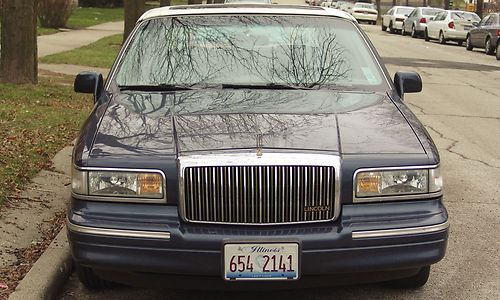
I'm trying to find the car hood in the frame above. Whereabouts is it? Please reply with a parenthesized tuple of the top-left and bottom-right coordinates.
(89, 89, 424, 157)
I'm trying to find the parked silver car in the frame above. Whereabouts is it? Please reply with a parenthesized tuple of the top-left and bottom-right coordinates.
(402, 7, 444, 38)
(425, 10, 480, 45)
(382, 6, 414, 34)
(466, 13, 500, 59)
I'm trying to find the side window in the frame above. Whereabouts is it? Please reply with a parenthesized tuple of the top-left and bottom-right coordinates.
(409, 10, 416, 17)
(434, 12, 443, 21)
(485, 15, 495, 26)
(481, 15, 491, 26)
(387, 9, 393, 15)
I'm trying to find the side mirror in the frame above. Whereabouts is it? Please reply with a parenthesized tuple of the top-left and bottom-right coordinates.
(472, 21, 479, 27)
(394, 71, 422, 99)
(74, 72, 104, 103)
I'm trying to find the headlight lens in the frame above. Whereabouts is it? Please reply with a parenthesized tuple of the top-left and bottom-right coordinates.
(356, 167, 442, 198)
(72, 168, 164, 199)
(88, 171, 163, 198)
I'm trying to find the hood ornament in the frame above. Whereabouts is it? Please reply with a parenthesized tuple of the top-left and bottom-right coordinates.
(256, 134, 263, 157)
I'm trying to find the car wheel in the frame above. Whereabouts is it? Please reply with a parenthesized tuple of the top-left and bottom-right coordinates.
(382, 23, 387, 31)
(496, 42, 500, 60)
(76, 264, 113, 290)
(411, 25, 417, 38)
(485, 38, 494, 55)
(384, 265, 431, 289)
(389, 22, 396, 34)
(466, 35, 473, 51)
(457, 41, 463, 46)
(439, 31, 446, 44)
(424, 29, 430, 41)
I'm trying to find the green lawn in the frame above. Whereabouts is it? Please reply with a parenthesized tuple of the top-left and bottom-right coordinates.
(40, 34, 123, 68)
(0, 72, 92, 205)
(66, 7, 124, 29)
(37, 7, 123, 36)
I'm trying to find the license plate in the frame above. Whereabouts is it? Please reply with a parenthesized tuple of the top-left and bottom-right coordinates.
(224, 243, 299, 281)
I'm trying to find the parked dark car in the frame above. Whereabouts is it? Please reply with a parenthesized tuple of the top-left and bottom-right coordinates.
(466, 13, 500, 59)
(68, 4, 448, 290)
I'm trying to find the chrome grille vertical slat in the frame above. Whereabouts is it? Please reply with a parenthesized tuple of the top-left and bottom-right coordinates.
(183, 165, 335, 224)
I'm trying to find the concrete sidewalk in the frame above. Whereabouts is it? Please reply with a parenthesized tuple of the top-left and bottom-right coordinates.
(38, 21, 123, 58)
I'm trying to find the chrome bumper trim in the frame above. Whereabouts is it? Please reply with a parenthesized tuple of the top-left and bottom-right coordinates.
(66, 219, 171, 240)
(351, 221, 449, 239)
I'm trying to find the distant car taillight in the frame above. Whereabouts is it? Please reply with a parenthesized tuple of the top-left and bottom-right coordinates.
(448, 21, 455, 29)
(497, 29, 500, 36)
(419, 17, 426, 24)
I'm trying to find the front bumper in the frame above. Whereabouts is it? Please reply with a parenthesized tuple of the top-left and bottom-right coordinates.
(352, 13, 378, 22)
(67, 197, 448, 285)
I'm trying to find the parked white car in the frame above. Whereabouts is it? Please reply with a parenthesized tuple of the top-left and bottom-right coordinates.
(401, 7, 444, 38)
(425, 10, 480, 45)
(350, 2, 378, 25)
(321, 0, 337, 7)
(338, 1, 354, 13)
(382, 6, 414, 33)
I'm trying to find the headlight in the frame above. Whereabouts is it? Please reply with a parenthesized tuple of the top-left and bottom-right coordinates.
(72, 168, 165, 200)
(355, 167, 442, 199)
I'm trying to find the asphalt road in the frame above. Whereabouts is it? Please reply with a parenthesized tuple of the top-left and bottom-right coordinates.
(58, 8, 500, 300)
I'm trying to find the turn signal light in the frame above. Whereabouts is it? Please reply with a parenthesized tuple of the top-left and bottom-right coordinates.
(419, 17, 426, 24)
(138, 173, 163, 195)
(356, 172, 381, 195)
(497, 29, 500, 37)
(448, 21, 455, 29)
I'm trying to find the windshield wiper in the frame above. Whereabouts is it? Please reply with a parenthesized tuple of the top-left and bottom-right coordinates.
(221, 83, 313, 90)
(118, 84, 195, 91)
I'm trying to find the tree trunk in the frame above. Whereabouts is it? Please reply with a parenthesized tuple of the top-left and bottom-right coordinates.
(0, 0, 38, 84)
(392, 0, 396, 7)
(375, 0, 381, 15)
(124, 0, 144, 42)
(160, 0, 171, 6)
(476, 0, 483, 18)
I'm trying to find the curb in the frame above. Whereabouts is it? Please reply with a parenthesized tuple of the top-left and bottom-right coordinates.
(8, 227, 72, 300)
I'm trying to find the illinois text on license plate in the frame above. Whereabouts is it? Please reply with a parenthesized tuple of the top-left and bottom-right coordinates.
(224, 243, 299, 281)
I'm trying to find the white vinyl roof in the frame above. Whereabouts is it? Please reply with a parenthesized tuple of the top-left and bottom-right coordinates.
(139, 4, 355, 22)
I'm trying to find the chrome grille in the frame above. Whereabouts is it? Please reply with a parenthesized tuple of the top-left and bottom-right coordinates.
(183, 165, 335, 224)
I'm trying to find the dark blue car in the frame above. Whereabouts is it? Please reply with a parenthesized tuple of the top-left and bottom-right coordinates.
(67, 4, 448, 290)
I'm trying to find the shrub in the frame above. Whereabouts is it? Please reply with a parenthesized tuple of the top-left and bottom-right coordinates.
(38, 0, 77, 28)
(79, 0, 123, 7)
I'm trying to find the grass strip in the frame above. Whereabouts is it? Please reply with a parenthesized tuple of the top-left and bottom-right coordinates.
(0, 72, 92, 205)
(40, 34, 123, 69)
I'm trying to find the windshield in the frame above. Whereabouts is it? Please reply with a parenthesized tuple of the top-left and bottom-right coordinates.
(396, 8, 413, 15)
(452, 12, 480, 21)
(422, 8, 442, 16)
(354, 3, 375, 9)
(114, 15, 385, 89)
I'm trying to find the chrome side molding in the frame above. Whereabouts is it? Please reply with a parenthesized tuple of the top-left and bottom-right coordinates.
(66, 219, 171, 240)
(351, 220, 449, 239)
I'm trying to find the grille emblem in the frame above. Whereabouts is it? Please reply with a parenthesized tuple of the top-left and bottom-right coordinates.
(256, 134, 263, 157)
